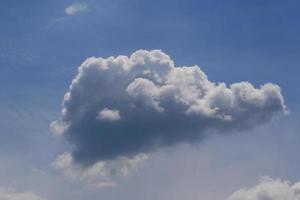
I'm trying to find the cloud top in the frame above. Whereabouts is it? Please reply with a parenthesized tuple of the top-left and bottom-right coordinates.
(52, 49, 286, 165)
(228, 177, 300, 200)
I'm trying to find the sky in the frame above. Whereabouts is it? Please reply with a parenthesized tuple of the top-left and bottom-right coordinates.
(1, 0, 300, 199)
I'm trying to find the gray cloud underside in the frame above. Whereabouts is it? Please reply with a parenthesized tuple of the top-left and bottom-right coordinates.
(52, 49, 286, 165)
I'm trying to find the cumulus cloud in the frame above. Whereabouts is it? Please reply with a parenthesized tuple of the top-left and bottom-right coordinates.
(52, 49, 286, 166)
(228, 177, 300, 200)
(0, 187, 45, 200)
(53, 152, 148, 188)
(65, 3, 88, 15)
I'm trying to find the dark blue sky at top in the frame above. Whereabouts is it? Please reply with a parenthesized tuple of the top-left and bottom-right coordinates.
(1, 0, 299, 113)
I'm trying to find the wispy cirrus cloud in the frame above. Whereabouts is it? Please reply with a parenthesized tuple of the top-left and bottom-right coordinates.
(53, 152, 148, 188)
(44, 2, 89, 29)
(0, 187, 45, 200)
(65, 3, 89, 16)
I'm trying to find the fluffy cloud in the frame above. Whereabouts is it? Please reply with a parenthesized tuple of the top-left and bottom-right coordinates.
(53, 152, 148, 188)
(228, 177, 300, 200)
(0, 187, 45, 200)
(52, 49, 286, 166)
(65, 3, 88, 15)
(97, 108, 121, 122)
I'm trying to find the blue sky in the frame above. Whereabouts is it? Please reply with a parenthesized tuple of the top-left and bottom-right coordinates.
(1, 0, 300, 199)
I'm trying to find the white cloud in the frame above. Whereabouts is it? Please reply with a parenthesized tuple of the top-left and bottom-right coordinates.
(53, 152, 148, 188)
(52, 49, 286, 165)
(0, 187, 45, 200)
(97, 108, 121, 122)
(228, 177, 300, 200)
(65, 3, 89, 15)
(49, 120, 69, 135)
